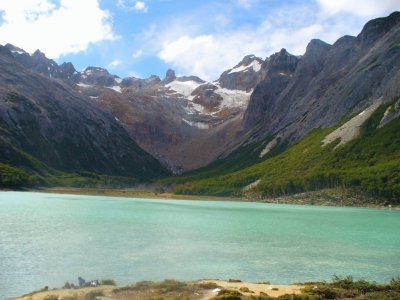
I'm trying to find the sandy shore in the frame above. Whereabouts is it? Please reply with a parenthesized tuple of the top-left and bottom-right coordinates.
(13, 280, 305, 300)
(199, 280, 304, 298)
(13, 285, 115, 300)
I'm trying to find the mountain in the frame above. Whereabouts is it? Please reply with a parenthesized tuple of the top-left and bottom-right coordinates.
(243, 12, 400, 146)
(162, 97, 400, 204)
(0, 12, 399, 199)
(0, 45, 169, 187)
(67, 53, 264, 173)
(158, 12, 400, 203)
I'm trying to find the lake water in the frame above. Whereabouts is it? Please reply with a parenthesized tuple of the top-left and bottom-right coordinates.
(1, 192, 399, 299)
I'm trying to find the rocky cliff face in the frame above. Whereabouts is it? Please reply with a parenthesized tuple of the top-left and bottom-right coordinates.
(0, 46, 168, 179)
(243, 11, 400, 147)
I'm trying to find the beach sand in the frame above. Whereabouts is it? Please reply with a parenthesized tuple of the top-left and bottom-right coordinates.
(200, 280, 304, 298)
(13, 280, 305, 300)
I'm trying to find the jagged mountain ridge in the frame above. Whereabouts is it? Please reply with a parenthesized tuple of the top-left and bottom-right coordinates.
(242, 12, 400, 151)
(1, 12, 399, 179)
(0, 46, 169, 180)
(1, 41, 265, 174)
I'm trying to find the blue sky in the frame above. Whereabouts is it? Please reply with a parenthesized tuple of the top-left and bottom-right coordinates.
(0, 0, 398, 81)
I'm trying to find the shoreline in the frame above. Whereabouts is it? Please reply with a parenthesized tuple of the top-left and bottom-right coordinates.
(9, 280, 305, 300)
(19, 187, 400, 209)
(29, 187, 242, 202)
(12, 277, 400, 300)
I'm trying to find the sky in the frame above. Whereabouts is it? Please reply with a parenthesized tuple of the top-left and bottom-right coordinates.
(0, 0, 398, 81)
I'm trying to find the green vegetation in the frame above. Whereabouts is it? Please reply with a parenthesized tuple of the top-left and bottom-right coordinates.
(211, 289, 243, 300)
(162, 100, 400, 204)
(0, 141, 144, 189)
(296, 276, 400, 300)
(101, 279, 117, 286)
(0, 162, 38, 188)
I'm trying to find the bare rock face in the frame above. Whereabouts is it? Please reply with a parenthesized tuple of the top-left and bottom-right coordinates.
(243, 49, 299, 129)
(0, 45, 168, 179)
(243, 12, 400, 147)
(79, 67, 119, 86)
(191, 83, 223, 112)
(164, 69, 176, 84)
(5, 45, 77, 80)
(217, 55, 264, 92)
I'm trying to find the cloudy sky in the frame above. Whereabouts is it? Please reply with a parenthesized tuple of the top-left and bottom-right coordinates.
(0, 0, 398, 81)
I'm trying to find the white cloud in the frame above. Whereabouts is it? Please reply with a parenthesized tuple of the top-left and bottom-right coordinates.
(132, 1, 148, 13)
(237, 0, 258, 10)
(157, 22, 327, 81)
(317, 0, 399, 18)
(108, 59, 122, 68)
(0, 0, 116, 58)
(132, 49, 143, 58)
(117, 0, 148, 13)
(144, 1, 399, 81)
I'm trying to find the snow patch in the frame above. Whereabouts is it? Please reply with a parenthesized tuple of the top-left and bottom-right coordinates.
(77, 82, 92, 88)
(115, 78, 122, 84)
(182, 118, 209, 129)
(89, 96, 98, 99)
(215, 86, 252, 109)
(228, 60, 262, 74)
(11, 50, 25, 55)
(106, 86, 122, 93)
(166, 80, 202, 98)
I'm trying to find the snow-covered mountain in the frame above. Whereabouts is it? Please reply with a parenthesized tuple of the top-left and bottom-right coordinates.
(3, 43, 265, 172)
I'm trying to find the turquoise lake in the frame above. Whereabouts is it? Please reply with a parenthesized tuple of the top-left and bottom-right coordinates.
(1, 192, 400, 299)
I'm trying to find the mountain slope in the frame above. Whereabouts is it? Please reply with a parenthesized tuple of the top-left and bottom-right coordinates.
(162, 98, 400, 204)
(242, 12, 400, 148)
(0, 45, 169, 185)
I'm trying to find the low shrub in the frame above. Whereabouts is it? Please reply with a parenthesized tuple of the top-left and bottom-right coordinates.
(100, 279, 116, 286)
(212, 289, 242, 300)
(43, 295, 58, 300)
(84, 290, 104, 300)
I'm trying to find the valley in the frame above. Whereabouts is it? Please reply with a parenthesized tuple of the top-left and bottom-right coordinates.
(1, 12, 400, 205)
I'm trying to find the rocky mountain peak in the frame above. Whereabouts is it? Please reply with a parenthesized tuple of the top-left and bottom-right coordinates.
(238, 54, 263, 66)
(0, 44, 14, 58)
(176, 75, 205, 83)
(80, 66, 117, 86)
(164, 69, 176, 83)
(4, 43, 26, 55)
(32, 49, 46, 58)
(60, 62, 76, 73)
(216, 54, 264, 91)
(305, 39, 331, 56)
(268, 48, 298, 72)
(358, 11, 400, 46)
